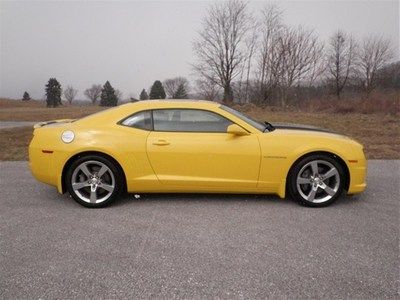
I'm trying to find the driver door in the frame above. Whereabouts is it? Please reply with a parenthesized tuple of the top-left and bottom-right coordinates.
(146, 109, 261, 188)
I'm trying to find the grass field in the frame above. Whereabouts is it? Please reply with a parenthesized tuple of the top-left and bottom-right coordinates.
(0, 98, 399, 160)
(0, 99, 103, 121)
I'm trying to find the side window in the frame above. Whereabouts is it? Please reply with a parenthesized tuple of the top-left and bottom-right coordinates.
(121, 110, 152, 131)
(153, 109, 233, 132)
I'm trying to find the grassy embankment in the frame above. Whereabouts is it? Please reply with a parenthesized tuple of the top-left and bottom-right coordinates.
(0, 98, 399, 160)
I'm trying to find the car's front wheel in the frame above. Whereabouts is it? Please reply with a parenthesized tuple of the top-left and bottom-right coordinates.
(65, 155, 123, 208)
(288, 154, 345, 207)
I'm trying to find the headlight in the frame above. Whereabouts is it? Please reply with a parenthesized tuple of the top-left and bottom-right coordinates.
(61, 130, 75, 143)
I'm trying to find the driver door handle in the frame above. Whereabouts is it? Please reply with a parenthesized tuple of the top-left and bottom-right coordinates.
(152, 139, 170, 146)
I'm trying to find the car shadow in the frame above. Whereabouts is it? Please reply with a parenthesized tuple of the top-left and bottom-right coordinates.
(55, 189, 362, 209)
(114, 192, 286, 207)
(113, 189, 363, 207)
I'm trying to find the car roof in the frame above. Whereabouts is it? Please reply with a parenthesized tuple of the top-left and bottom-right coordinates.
(124, 99, 221, 110)
(75, 99, 223, 126)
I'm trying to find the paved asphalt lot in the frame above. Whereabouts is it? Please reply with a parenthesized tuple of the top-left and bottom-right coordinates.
(0, 161, 399, 299)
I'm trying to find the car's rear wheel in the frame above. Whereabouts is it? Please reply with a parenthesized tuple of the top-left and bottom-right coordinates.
(288, 154, 345, 207)
(66, 155, 123, 208)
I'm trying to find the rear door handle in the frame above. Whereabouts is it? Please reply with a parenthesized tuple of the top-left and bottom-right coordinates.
(152, 139, 170, 146)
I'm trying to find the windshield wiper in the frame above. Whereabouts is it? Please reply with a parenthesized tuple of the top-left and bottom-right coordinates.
(263, 121, 275, 132)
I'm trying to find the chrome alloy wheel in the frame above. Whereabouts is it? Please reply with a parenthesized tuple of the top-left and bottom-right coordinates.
(71, 160, 115, 204)
(296, 160, 340, 204)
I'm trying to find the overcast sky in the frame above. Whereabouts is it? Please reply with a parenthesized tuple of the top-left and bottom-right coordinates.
(0, 0, 398, 100)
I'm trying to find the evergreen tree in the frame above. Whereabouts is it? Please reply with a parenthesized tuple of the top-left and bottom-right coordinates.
(45, 78, 62, 107)
(149, 80, 166, 99)
(174, 83, 188, 99)
(139, 89, 149, 100)
(22, 91, 31, 101)
(99, 81, 118, 106)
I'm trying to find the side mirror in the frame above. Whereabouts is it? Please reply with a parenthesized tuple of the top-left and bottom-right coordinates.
(227, 124, 249, 136)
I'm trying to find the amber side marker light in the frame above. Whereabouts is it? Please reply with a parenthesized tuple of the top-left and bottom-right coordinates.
(42, 150, 54, 154)
(348, 160, 358, 163)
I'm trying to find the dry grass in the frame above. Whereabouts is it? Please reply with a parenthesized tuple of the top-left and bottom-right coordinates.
(0, 98, 44, 108)
(0, 126, 33, 161)
(1, 98, 399, 160)
(0, 98, 104, 121)
(295, 91, 400, 115)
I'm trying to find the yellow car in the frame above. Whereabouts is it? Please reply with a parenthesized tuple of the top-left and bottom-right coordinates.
(29, 100, 366, 208)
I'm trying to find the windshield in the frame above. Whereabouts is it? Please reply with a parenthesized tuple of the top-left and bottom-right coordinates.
(220, 105, 266, 132)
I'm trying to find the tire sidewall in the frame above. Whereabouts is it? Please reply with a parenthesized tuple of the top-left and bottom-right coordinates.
(65, 155, 123, 208)
(288, 154, 345, 207)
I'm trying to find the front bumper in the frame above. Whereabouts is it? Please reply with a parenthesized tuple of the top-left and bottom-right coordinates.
(347, 158, 367, 195)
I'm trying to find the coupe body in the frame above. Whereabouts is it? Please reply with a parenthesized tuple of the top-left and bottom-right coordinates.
(29, 100, 366, 207)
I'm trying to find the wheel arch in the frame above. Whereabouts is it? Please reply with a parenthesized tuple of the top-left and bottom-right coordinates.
(285, 151, 350, 194)
(61, 151, 127, 194)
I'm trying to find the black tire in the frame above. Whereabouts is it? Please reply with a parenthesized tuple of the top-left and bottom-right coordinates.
(287, 154, 345, 207)
(65, 155, 124, 208)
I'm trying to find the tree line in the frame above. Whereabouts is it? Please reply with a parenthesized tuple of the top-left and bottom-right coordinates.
(22, 79, 123, 107)
(22, 76, 191, 107)
(22, 0, 397, 107)
(138, 77, 189, 100)
(40, 79, 120, 107)
(192, 1, 397, 106)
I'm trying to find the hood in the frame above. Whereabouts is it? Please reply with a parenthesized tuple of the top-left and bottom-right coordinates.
(269, 122, 362, 147)
(271, 122, 335, 134)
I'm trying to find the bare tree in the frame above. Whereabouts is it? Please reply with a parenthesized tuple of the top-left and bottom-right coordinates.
(235, 19, 259, 103)
(255, 4, 284, 104)
(275, 26, 324, 106)
(376, 61, 400, 89)
(84, 84, 102, 105)
(255, 3, 324, 107)
(194, 79, 220, 101)
(63, 85, 78, 104)
(357, 35, 394, 94)
(163, 77, 189, 98)
(193, 0, 252, 103)
(327, 30, 357, 98)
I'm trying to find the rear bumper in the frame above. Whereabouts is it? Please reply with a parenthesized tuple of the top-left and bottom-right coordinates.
(29, 133, 67, 193)
(29, 146, 58, 187)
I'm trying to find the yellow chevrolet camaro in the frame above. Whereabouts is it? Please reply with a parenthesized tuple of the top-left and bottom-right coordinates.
(29, 100, 366, 208)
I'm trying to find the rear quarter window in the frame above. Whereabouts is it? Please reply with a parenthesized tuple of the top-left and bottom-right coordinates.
(120, 110, 152, 131)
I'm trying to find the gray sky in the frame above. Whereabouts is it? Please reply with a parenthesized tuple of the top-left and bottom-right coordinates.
(0, 0, 398, 100)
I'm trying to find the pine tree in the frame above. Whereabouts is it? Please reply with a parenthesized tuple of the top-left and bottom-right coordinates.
(174, 83, 188, 99)
(22, 91, 31, 101)
(139, 89, 149, 100)
(149, 80, 166, 99)
(45, 78, 62, 107)
(99, 81, 118, 106)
